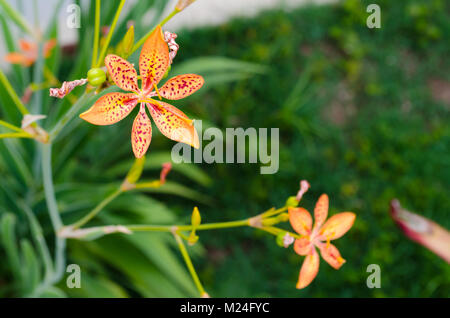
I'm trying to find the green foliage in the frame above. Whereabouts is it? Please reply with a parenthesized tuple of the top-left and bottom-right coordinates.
(176, 0, 450, 297)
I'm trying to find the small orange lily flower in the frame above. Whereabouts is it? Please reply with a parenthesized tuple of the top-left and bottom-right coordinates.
(288, 194, 356, 289)
(80, 26, 204, 158)
(4, 39, 56, 67)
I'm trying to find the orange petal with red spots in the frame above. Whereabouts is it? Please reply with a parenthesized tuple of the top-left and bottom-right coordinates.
(294, 237, 313, 256)
(159, 74, 204, 100)
(105, 54, 139, 93)
(314, 194, 329, 230)
(80, 92, 138, 125)
(131, 106, 152, 158)
(139, 25, 170, 92)
(296, 250, 319, 289)
(319, 242, 346, 270)
(320, 212, 356, 240)
(146, 100, 199, 149)
(288, 207, 312, 236)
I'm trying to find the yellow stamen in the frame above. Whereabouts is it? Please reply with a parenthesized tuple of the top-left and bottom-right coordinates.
(153, 83, 162, 100)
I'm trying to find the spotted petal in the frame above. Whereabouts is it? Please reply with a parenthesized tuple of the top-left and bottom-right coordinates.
(105, 54, 139, 92)
(131, 105, 152, 158)
(296, 250, 320, 289)
(288, 207, 312, 236)
(146, 100, 199, 148)
(294, 237, 313, 256)
(159, 74, 204, 100)
(80, 92, 138, 125)
(320, 212, 356, 241)
(139, 25, 170, 92)
(314, 194, 329, 230)
(319, 243, 345, 270)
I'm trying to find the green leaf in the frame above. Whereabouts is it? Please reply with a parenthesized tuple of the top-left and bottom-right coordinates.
(20, 239, 41, 293)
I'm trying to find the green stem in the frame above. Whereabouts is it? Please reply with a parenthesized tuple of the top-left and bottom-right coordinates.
(49, 92, 92, 141)
(41, 143, 66, 287)
(130, 8, 178, 54)
(0, 132, 33, 139)
(174, 232, 205, 297)
(0, 120, 23, 132)
(0, 68, 29, 115)
(71, 187, 123, 229)
(95, 0, 126, 67)
(127, 218, 250, 233)
(91, 0, 101, 68)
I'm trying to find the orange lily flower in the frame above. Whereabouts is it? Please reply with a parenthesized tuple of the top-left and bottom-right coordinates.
(4, 39, 56, 67)
(80, 26, 204, 158)
(288, 194, 356, 289)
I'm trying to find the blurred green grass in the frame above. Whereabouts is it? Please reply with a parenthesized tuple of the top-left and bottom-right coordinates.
(172, 0, 450, 297)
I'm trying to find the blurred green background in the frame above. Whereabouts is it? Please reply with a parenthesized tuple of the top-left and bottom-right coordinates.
(0, 0, 449, 297)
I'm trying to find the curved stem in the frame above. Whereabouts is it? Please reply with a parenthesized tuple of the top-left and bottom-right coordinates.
(174, 232, 205, 297)
(49, 92, 92, 141)
(71, 187, 123, 229)
(95, 0, 126, 67)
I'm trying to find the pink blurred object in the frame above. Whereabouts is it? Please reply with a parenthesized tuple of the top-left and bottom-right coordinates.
(160, 162, 172, 185)
(390, 199, 450, 264)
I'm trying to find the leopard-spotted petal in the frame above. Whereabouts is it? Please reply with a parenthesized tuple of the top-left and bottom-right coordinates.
(80, 92, 138, 125)
(139, 25, 170, 92)
(105, 54, 139, 93)
(318, 243, 346, 270)
(146, 100, 199, 149)
(159, 74, 204, 100)
(131, 105, 152, 158)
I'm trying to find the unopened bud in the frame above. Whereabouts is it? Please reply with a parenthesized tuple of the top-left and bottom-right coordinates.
(87, 68, 106, 87)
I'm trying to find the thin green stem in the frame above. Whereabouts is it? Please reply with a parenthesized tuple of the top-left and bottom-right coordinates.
(41, 144, 66, 288)
(0, 68, 29, 115)
(71, 187, 123, 229)
(0, 132, 33, 139)
(95, 0, 126, 67)
(127, 218, 250, 233)
(49, 92, 92, 141)
(91, 0, 101, 68)
(130, 8, 178, 54)
(174, 233, 205, 297)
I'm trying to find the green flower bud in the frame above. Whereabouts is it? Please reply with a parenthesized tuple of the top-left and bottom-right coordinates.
(87, 68, 106, 86)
